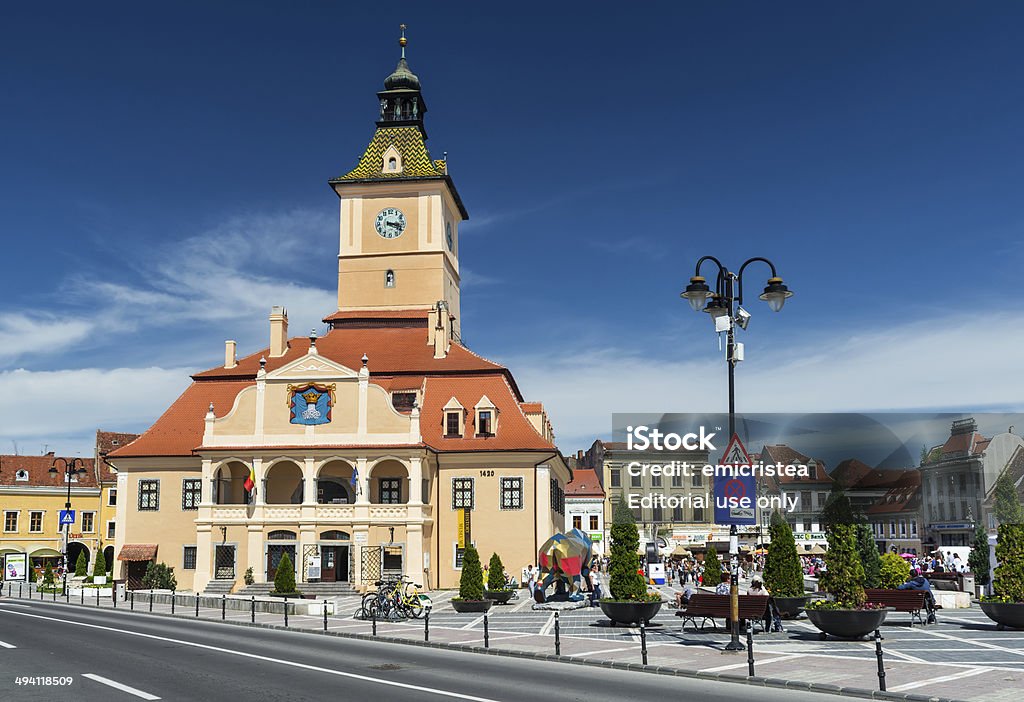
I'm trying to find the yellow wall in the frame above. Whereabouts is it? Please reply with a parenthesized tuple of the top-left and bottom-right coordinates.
(0, 486, 105, 578)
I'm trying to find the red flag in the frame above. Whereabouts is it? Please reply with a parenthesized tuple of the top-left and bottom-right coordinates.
(244, 466, 255, 494)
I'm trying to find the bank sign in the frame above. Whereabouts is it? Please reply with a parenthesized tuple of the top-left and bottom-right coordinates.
(713, 434, 756, 526)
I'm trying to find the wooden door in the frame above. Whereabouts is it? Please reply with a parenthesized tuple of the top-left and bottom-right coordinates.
(320, 547, 337, 582)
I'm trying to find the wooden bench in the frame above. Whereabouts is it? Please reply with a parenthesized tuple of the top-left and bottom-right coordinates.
(675, 593, 769, 632)
(864, 588, 933, 626)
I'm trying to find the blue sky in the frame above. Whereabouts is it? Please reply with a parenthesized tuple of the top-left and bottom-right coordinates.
(2, 2, 1024, 457)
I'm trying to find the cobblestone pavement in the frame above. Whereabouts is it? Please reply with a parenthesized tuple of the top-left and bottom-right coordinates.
(5, 583, 1021, 702)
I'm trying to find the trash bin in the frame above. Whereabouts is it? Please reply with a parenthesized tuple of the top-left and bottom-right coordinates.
(114, 580, 126, 603)
(959, 573, 975, 595)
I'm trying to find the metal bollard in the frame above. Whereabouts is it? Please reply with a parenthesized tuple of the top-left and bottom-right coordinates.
(66, 585, 70, 603)
(747, 622, 755, 676)
(81, 587, 85, 605)
(222, 594, 226, 620)
(149, 592, 153, 612)
(484, 614, 490, 649)
(196, 593, 200, 617)
(172, 590, 176, 614)
(112, 587, 116, 608)
(323, 600, 328, 632)
(554, 612, 561, 656)
(640, 622, 648, 665)
(874, 629, 886, 691)
(284, 597, 289, 627)
(130, 590, 134, 610)
(53, 588, 57, 602)
(372, 607, 377, 636)
(251, 596, 256, 624)
(424, 611, 429, 642)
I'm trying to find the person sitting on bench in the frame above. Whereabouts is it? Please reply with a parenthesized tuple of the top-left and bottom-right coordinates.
(897, 575, 936, 624)
(673, 582, 695, 608)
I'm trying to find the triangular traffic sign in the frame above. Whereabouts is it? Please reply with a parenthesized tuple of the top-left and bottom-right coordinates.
(720, 433, 752, 466)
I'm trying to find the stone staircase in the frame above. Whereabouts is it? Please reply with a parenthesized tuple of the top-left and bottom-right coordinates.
(235, 582, 360, 598)
(202, 580, 236, 595)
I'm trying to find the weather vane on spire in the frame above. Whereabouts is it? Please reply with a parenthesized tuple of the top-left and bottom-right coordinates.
(399, 23, 407, 59)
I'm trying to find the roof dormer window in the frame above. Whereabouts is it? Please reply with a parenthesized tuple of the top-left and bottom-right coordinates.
(381, 145, 403, 174)
(475, 396, 498, 437)
(15, 469, 28, 482)
(443, 397, 465, 438)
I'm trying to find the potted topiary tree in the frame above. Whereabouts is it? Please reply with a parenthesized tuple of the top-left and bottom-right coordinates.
(857, 524, 881, 588)
(75, 551, 88, 580)
(968, 524, 991, 598)
(980, 523, 1024, 630)
(92, 551, 107, 586)
(484, 552, 513, 604)
(763, 511, 807, 618)
(599, 500, 662, 626)
(702, 546, 722, 589)
(269, 552, 301, 597)
(452, 545, 492, 613)
(805, 523, 888, 639)
(879, 552, 910, 589)
(42, 562, 56, 592)
(141, 561, 177, 591)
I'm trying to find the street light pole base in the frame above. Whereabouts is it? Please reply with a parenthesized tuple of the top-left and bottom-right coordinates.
(723, 641, 746, 652)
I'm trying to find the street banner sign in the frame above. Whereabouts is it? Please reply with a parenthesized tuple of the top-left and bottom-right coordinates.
(4, 553, 27, 581)
(457, 508, 466, 548)
(713, 434, 756, 525)
(59, 510, 76, 526)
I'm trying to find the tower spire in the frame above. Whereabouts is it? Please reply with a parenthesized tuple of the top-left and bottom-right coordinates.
(399, 23, 407, 60)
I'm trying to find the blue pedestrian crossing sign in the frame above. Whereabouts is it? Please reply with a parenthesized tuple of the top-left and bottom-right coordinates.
(58, 510, 76, 526)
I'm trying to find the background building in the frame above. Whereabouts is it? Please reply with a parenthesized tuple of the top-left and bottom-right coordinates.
(565, 468, 605, 556)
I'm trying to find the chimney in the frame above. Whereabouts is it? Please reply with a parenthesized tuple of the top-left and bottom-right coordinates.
(224, 340, 237, 369)
(269, 306, 289, 358)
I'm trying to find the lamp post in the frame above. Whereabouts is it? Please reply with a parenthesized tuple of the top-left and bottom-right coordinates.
(681, 256, 793, 652)
(49, 457, 89, 596)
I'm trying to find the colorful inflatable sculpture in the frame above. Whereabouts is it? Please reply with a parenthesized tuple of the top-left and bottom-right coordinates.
(535, 528, 594, 602)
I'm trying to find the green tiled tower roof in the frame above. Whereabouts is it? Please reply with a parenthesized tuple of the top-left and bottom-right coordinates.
(331, 125, 447, 181)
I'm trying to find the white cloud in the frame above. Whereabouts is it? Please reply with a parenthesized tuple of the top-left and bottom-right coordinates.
(0, 366, 192, 455)
(507, 311, 1024, 454)
(0, 313, 94, 363)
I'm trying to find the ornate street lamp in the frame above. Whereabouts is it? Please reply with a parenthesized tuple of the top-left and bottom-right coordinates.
(49, 457, 89, 596)
(681, 256, 793, 652)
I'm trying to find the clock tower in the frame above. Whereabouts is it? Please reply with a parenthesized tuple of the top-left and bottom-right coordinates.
(329, 27, 468, 339)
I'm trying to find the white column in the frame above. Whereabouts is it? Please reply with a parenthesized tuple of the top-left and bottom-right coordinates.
(535, 465, 551, 559)
(408, 457, 423, 506)
(195, 525, 213, 592)
(406, 523, 424, 585)
(253, 458, 265, 507)
(302, 457, 316, 506)
(356, 457, 369, 505)
(247, 526, 263, 583)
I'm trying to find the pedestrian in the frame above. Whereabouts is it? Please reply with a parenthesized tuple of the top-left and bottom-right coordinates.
(715, 571, 731, 595)
(898, 574, 937, 624)
(526, 565, 537, 596)
(588, 563, 602, 606)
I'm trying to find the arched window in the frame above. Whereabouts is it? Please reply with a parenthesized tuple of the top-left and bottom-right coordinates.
(388, 157, 397, 171)
(319, 530, 350, 541)
(385, 270, 395, 288)
(267, 530, 297, 541)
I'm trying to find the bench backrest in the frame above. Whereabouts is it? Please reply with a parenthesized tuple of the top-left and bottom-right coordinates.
(864, 589, 926, 607)
(686, 593, 769, 617)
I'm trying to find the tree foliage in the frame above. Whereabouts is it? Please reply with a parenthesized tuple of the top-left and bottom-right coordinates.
(42, 562, 55, 587)
(993, 469, 1024, 526)
(879, 552, 910, 589)
(969, 524, 991, 587)
(91, 550, 107, 581)
(703, 546, 723, 588)
(818, 523, 866, 607)
(820, 487, 860, 534)
(75, 551, 88, 577)
(993, 524, 1024, 603)
(857, 524, 882, 588)
(458, 545, 484, 600)
(487, 552, 506, 591)
(608, 500, 646, 601)
(141, 561, 177, 591)
(763, 510, 804, 597)
(272, 552, 297, 595)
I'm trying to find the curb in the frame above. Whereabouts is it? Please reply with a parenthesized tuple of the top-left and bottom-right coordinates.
(4, 596, 966, 702)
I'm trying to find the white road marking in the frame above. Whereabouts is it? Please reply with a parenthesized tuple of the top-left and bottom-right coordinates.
(569, 645, 645, 658)
(701, 653, 802, 673)
(861, 641, 925, 663)
(0, 639, 16, 648)
(461, 615, 486, 630)
(82, 673, 161, 700)
(887, 666, 991, 692)
(539, 612, 556, 635)
(1, 608, 502, 702)
(914, 627, 1024, 658)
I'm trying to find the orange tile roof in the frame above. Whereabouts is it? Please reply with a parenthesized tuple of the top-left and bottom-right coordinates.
(118, 544, 158, 561)
(520, 402, 543, 413)
(421, 375, 556, 452)
(322, 309, 432, 322)
(108, 381, 251, 458)
(0, 454, 98, 488)
(192, 327, 502, 380)
(566, 469, 605, 497)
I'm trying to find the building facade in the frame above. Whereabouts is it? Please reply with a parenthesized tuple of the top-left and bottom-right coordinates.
(108, 35, 570, 593)
(564, 469, 605, 556)
(759, 444, 832, 553)
(0, 454, 100, 582)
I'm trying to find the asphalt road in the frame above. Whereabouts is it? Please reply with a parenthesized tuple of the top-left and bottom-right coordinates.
(0, 598, 858, 702)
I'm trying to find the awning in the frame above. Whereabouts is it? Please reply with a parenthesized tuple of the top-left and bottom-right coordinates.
(118, 544, 158, 562)
(671, 546, 691, 556)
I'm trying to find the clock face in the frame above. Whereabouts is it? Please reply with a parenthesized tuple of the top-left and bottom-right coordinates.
(375, 208, 407, 239)
(445, 221, 453, 251)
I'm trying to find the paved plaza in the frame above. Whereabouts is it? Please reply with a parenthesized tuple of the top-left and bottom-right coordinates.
(5, 582, 1021, 701)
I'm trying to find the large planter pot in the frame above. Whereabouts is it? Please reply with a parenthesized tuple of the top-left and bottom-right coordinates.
(485, 590, 514, 604)
(451, 599, 493, 613)
(599, 599, 663, 626)
(773, 596, 810, 619)
(805, 608, 890, 640)
(268, 592, 302, 598)
(979, 602, 1024, 630)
